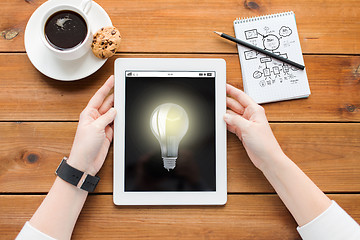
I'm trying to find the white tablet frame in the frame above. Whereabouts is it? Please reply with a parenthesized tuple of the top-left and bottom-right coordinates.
(113, 58, 227, 205)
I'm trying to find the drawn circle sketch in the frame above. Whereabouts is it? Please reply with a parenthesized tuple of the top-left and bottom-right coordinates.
(253, 70, 263, 79)
(279, 26, 292, 37)
(263, 34, 280, 51)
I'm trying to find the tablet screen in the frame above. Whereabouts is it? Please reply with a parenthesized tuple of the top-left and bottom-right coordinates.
(124, 71, 216, 192)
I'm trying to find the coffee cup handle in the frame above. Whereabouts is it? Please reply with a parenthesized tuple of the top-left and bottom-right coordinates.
(80, 0, 93, 14)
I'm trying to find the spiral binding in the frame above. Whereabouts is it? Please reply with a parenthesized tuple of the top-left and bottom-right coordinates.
(234, 11, 293, 24)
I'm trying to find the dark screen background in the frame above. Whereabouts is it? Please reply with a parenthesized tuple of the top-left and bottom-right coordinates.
(124, 74, 216, 191)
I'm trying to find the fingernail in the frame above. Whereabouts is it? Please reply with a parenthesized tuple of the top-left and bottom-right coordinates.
(223, 113, 230, 120)
(109, 108, 116, 114)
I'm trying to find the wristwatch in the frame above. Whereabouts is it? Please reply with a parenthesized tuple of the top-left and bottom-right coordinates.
(55, 157, 100, 192)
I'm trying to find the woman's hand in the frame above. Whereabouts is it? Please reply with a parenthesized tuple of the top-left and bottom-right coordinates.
(67, 75, 117, 175)
(223, 84, 284, 171)
(224, 84, 333, 227)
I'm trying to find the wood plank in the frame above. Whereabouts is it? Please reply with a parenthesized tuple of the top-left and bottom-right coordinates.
(0, 54, 359, 121)
(1, 122, 359, 193)
(0, 0, 359, 54)
(1, 194, 359, 240)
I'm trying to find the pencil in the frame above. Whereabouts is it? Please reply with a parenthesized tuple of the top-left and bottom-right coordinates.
(214, 31, 305, 70)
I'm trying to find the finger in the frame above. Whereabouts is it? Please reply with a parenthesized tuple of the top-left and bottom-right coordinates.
(99, 93, 114, 115)
(227, 97, 245, 115)
(226, 109, 238, 116)
(223, 111, 237, 133)
(224, 111, 240, 134)
(242, 103, 267, 122)
(226, 84, 256, 108)
(105, 125, 114, 142)
(226, 123, 236, 134)
(87, 75, 115, 109)
(223, 112, 249, 132)
(95, 108, 117, 129)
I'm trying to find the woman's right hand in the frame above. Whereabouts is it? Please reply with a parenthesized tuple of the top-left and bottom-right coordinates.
(223, 84, 284, 171)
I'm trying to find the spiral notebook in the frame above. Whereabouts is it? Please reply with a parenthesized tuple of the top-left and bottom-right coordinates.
(233, 11, 310, 104)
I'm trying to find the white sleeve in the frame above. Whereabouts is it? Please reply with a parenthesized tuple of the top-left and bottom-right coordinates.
(16, 221, 56, 240)
(297, 200, 360, 240)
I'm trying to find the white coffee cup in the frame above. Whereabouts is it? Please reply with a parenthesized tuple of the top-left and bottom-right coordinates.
(40, 0, 93, 61)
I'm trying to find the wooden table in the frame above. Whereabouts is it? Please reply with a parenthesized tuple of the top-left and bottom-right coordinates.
(1, 0, 359, 239)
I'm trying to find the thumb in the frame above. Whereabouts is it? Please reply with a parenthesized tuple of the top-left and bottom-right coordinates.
(96, 108, 117, 129)
(223, 113, 249, 132)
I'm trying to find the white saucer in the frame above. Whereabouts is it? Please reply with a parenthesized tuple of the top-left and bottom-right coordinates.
(24, 0, 112, 81)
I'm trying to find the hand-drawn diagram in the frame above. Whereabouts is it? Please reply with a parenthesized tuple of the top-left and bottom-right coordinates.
(243, 25, 299, 87)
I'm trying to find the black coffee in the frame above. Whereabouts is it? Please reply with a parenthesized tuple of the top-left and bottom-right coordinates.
(45, 10, 87, 51)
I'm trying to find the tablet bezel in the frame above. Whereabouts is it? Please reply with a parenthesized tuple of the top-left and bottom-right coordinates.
(114, 58, 227, 205)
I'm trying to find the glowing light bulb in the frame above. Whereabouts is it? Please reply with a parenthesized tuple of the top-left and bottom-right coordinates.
(150, 103, 189, 171)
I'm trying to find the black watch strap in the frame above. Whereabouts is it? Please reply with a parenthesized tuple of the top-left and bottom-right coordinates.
(55, 157, 100, 192)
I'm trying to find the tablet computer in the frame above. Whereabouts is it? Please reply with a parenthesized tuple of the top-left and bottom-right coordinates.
(113, 58, 227, 205)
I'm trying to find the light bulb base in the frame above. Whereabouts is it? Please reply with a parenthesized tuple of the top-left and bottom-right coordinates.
(162, 157, 177, 171)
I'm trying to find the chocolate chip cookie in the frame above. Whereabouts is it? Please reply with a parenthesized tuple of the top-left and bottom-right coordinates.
(91, 26, 121, 59)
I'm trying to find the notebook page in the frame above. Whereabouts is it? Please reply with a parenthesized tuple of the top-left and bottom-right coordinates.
(234, 12, 310, 104)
